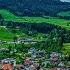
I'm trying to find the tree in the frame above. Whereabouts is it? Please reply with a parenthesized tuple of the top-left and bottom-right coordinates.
(8, 45, 12, 53)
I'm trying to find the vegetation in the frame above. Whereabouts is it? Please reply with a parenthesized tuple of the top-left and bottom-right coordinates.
(0, 8, 70, 64)
(0, 27, 14, 41)
(0, 25, 48, 41)
(58, 11, 70, 17)
(0, 0, 70, 16)
(62, 43, 70, 55)
(0, 9, 70, 30)
(0, 0, 70, 68)
(57, 11, 70, 20)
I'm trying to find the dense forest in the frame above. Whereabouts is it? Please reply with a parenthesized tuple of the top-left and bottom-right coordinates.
(0, 0, 70, 16)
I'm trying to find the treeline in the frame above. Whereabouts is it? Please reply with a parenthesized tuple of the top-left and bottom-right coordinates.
(58, 16, 70, 20)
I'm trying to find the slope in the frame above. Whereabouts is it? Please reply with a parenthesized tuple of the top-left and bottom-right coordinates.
(0, 9, 70, 30)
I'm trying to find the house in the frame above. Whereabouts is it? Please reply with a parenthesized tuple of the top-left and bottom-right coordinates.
(29, 65, 36, 70)
(58, 62, 65, 67)
(57, 62, 66, 70)
(50, 52, 59, 61)
(36, 50, 45, 58)
(24, 57, 31, 65)
(28, 48, 46, 58)
(42, 60, 50, 67)
(16, 64, 24, 70)
(1, 58, 15, 64)
(2, 62, 13, 70)
(0, 48, 9, 53)
(28, 48, 37, 58)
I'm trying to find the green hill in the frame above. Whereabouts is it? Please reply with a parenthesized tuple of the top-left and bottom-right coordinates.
(0, 9, 70, 30)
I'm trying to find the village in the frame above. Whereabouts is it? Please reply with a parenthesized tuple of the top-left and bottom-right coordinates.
(0, 46, 70, 70)
(0, 25, 70, 70)
(0, 0, 70, 69)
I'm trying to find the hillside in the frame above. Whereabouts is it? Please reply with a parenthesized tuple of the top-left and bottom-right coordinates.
(0, 0, 70, 16)
(0, 27, 14, 41)
(0, 9, 70, 30)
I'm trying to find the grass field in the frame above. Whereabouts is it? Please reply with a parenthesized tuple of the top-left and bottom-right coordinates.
(0, 26, 47, 41)
(58, 11, 70, 17)
(0, 26, 28, 41)
(0, 27, 14, 41)
(0, 9, 70, 30)
(62, 43, 70, 55)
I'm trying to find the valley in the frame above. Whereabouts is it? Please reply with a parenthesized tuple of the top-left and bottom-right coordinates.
(0, 0, 70, 69)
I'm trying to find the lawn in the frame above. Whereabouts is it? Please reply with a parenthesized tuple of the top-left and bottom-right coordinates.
(0, 9, 70, 30)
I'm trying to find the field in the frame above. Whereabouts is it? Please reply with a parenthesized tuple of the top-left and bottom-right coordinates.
(0, 9, 70, 30)
(0, 27, 14, 41)
(58, 11, 70, 17)
(0, 26, 47, 41)
(0, 26, 28, 41)
(62, 43, 70, 55)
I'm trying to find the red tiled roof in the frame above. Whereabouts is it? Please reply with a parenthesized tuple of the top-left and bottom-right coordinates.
(2, 64, 13, 70)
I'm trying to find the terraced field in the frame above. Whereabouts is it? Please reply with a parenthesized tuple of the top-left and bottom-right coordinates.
(0, 9, 70, 30)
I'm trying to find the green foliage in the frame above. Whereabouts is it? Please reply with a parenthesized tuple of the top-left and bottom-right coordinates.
(58, 11, 70, 17)
(0, 9, 70, 30)
(0, 27, 14, 41)
(62, 43, 70, 56)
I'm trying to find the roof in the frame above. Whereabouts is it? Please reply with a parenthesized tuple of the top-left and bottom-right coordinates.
(2, 64, 13, 70)
(1, 58, 15, 63)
